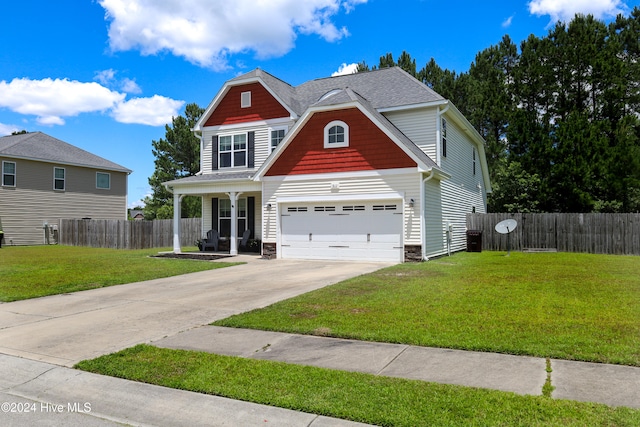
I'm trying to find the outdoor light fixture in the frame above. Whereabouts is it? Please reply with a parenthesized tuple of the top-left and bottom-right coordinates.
(266, 203, 272, 210)
(409, 198, 415, 208)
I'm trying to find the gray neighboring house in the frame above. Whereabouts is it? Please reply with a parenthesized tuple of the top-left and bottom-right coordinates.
(0, 132, 131, 246)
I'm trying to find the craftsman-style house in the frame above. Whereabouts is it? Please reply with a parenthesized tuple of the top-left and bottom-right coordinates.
(165, 67, 490, 262)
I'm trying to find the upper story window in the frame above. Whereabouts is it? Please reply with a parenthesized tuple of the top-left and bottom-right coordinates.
(96, 172, 110, 190)
(219, 133, 247, 168)
(324, 120, 349, 148)
(441, 118, 448, 158)
(270, 127, 286, 152)
(2, 161, 16, 187)
(241, 91, 251, 108)
(54, 167, 65, 191)
(473, 148, 477, 175)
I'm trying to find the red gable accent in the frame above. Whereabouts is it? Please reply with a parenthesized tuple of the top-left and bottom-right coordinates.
(204, 83, 290, 126)
(265, 109, 416, 176)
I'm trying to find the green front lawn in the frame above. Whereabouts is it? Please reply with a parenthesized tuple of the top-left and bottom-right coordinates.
(77, 344, 640, 427)
(0, 245, 239, 301)
(215, 251, 640, 366)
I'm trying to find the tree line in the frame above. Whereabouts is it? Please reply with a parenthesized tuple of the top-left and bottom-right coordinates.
(144, 9, 640, 218)
(359, 9, 640, 213)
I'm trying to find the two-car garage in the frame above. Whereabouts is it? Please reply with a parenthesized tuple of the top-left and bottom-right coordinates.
(279, 201, 403, 262)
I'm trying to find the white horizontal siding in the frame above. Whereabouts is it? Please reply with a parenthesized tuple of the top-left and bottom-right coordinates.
(423, 115, 489, 257)
(424, 178, 445, 257)
(262, 172, 421, 244)
(441, 180, 486, 253)
(383, 108, 438, 160)
(440, 116, 487, 197)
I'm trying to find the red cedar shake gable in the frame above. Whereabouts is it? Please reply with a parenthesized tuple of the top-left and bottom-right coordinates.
(265, 109, 417, 176)
(204, 83, 290, 126)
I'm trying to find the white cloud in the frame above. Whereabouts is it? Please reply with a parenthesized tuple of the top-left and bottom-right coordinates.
(94, 69, 142, 94)
(0, 78, 125, 126)
(120, 78, 142, 94)
(528, 0, 628, 22)
(111, 95, 185, 126)
(0, 123, 21, 136)
(502, 15, 514, 28)
(98, 0, 368, 70)
(94, 69, 116, 85)
(332, 63, 359, 76)
(0, 77, 182, 127)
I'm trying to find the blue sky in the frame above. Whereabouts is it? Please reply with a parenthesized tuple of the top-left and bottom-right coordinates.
(1, 0, 638, 208)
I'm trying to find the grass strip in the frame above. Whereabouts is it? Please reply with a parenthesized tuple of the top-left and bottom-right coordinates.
(214, 251, 640, 366)
(76, 345, 640, 427)
(0, 245, 240, 301)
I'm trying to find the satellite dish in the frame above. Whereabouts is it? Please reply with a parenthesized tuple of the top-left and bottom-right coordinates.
(495, 219, 518, 234)
(495, 219, 518, 256)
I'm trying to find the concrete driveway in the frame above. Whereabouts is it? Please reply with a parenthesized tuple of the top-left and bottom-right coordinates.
(0, 256, 390, 367)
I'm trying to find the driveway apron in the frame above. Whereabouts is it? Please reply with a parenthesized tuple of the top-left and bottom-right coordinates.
(0, 257, 389, 367)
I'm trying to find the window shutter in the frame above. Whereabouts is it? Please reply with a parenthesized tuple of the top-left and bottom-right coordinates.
(212, 198, 219, 232)
(247, 196, 255, 239)
(248, 131, 255, 168)
(212, 135, 219, 170)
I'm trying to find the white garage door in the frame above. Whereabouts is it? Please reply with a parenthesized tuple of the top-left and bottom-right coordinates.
(280, 202, 403, 262)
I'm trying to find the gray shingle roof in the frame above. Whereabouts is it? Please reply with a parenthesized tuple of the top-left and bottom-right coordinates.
(230, 67, 445, 116)
(0, 132, 131, 173)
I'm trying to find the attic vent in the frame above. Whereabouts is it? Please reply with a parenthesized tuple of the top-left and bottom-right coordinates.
(241, 91, 251, 108)
(319, 89, 343, 102)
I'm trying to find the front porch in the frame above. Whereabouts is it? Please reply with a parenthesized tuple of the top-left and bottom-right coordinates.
(166, 175, 262, 256)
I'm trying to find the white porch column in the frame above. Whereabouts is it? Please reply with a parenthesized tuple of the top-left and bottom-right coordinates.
(173, 193, 184, 253)
(226, 191, 243, 256)
(228, 192, 237, 255)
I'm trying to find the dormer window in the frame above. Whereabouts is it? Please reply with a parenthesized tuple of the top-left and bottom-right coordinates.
(241, 91, 251, 108)
(324, 120, 349, 148)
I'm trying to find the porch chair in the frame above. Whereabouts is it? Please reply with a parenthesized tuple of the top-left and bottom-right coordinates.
(202, 229, 219, 252)
(239, 229, 251, 251)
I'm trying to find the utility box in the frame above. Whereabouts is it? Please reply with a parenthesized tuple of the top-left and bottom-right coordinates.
(466, 230, 482, 252)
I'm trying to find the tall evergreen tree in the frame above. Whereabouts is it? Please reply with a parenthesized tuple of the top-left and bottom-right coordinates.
(356, 8, 640, 212)
(144, 103, 204, 219)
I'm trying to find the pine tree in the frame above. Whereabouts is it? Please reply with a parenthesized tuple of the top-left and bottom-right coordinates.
(144, 103, 204, 219)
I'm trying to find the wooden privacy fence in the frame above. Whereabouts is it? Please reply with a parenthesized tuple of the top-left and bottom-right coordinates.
(466, 213, 640, 255)
(59, 218, 203, 249)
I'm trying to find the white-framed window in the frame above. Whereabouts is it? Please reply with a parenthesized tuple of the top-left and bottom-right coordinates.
(324, 120, 349, 148)
(219, 133, 247, 168)
(270, 127, 287, 152)
(441, 118, 448, 158)
(473, 147, 477, 175)
(241, 91, 251, 108)
(54, 167, 65, 191)
(96, 172, 110, 190)
(219, 197, 247, 238)
(2, 161, 16, 187)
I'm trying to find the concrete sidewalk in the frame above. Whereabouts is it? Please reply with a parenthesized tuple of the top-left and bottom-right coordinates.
(155, 325, 640, 409)
(0, 354, 372, 427)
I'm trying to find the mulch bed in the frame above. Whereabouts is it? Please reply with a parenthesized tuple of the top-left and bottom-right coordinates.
(153, 253, 232, 261)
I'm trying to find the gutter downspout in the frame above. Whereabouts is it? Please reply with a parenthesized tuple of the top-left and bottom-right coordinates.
(421, 169, 435, 261)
